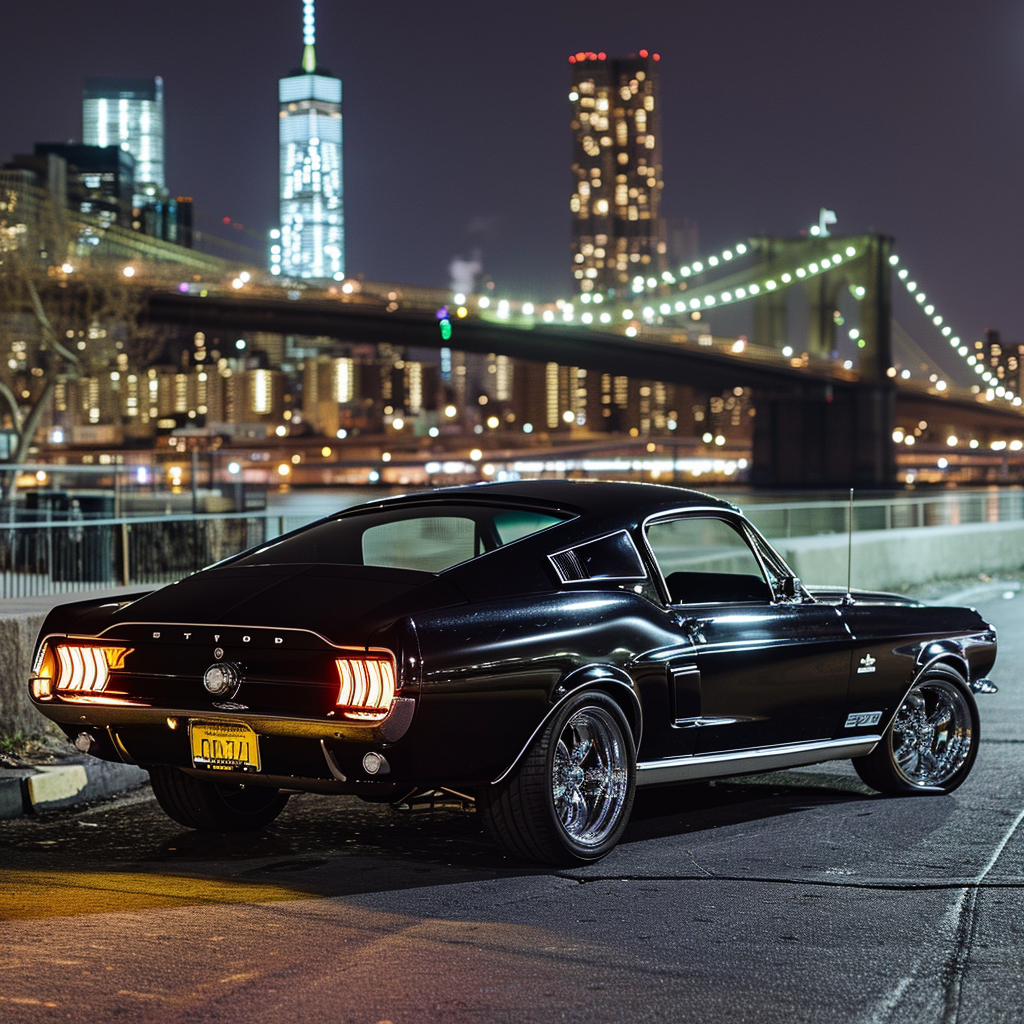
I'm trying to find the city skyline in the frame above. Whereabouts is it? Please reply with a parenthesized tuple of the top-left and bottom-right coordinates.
(0, 1, 1021, 368)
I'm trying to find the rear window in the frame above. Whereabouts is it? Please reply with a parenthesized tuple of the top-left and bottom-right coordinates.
(231, 503, 571, 573)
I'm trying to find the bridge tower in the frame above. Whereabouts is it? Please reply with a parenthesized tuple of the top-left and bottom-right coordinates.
(749, 234, 896, 488)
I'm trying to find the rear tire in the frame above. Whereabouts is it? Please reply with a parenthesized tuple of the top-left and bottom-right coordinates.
(478, 690, 636, 865)
(148, 765, 290, 831)
(853, 664, 979, 795)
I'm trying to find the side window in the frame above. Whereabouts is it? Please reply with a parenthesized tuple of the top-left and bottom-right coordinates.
(646, 516, 771, 605)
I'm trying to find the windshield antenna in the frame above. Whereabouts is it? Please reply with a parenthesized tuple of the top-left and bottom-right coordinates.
(844, 487, 854, 604)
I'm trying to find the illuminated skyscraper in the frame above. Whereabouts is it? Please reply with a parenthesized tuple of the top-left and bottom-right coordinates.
(82, 77, 165, 208)
(568, 50, 665, 295)
(272, 0, 344, 280)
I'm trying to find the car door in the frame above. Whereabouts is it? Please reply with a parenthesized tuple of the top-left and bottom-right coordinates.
(644, 511, 852, 754)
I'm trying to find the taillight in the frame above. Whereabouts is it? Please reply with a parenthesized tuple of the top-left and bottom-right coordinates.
(335, 656, 396, 720)
(31, 642, 132, 699)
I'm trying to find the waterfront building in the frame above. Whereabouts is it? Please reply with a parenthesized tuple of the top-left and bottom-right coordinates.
(273, 0, 344, 280)
(82, 77, 165, 208)
(569, 50, 665, 295)
(32, 143, 135, 230)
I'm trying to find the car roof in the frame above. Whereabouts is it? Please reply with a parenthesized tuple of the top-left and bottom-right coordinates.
(360, 479, 739, 518)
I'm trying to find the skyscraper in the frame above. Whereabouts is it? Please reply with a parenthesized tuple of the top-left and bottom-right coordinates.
(568, 50, 665, 296)
(82, 77, 165, 208)
(272, 0, 344, 280)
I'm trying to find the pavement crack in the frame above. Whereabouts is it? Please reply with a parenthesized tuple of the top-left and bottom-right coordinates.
(556, 873, 1024, 892)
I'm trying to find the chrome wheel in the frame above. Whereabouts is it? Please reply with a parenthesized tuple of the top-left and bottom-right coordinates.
(890, 678, 973, 788)
(551, 705, 630, 848)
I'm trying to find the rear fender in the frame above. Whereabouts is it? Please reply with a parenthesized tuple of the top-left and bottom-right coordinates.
(491, 664, 641, 785)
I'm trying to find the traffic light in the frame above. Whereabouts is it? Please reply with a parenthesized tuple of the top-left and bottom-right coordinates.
(436, 306, 452, 341)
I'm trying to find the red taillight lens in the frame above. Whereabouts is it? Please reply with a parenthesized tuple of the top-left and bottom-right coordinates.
(335, 656, 396, 720)
(33, 643, 133, 695)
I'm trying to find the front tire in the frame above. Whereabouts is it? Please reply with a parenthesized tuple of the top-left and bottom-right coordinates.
(478, 690, 636, 865)
(148, 765, 290, 831)
(853, 665, 979, 795)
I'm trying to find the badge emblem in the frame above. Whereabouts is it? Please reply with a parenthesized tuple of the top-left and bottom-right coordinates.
(857, 654, 877, 674)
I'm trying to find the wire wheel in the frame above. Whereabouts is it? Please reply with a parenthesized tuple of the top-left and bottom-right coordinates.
(551, 705, 631, 848)
(890, 678, 974, 788)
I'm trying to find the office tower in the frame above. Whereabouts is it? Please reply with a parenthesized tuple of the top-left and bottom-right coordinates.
(31, 143, 135, 229)
(82, 77, 165, 207)
(569, 50, 665, 295)
(272, 0, 344, 280)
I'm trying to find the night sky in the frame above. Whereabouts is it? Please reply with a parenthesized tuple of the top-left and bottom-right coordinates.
(2, 1, 1022, 375)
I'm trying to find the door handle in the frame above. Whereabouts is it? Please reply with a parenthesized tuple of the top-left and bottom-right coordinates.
(675, 616, 708, 645)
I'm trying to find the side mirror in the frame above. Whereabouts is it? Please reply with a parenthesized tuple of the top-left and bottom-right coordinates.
(781, 576, 803, 600)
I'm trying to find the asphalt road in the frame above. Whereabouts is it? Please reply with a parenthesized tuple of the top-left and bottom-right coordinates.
(2, 580, 1022, 1024)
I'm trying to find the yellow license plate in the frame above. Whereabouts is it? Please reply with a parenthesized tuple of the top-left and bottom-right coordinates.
(189, 721, 261, 772)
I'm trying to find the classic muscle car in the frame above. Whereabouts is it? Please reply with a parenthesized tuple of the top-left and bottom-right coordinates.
(29, 480, 997, 864)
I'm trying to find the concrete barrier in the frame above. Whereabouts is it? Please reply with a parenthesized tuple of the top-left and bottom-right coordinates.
(0, 611, 49, 738)
(774, 521, 1024, 592)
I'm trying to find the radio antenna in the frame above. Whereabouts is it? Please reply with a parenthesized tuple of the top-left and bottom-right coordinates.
(845, 487, 854, 603)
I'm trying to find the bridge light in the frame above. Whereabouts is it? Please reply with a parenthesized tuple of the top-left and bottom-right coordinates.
(898, 268, 908, 279)
(497, 300, 510, 318)
(766, 280, 777, 290)
(582, 312, 594, 324)
(915, 294, 926, 305)
(748, 284, 760, 295)
(622, 309, 634, 319)
(705, 295, 716, 305)
(736, 244, 748, 254)
(735, 288, 746, 299)
(625, 326, 638, 337)
(845, 247, 856, 257)
(795, 269, 806, 278)
(708, 256, 719, 267)
(809, 263, 819, 273)
(721, 292, 732, 302)
(239, 271, 251, 283)
(122, 266, 136, 278)
(958, 346, 968, 356)
(478, 296, 490, 308)
(680, 267, 692, 277)
(522, 303, 534, 315)
(642, 307, 655, 319)
(692, 261, 704, 272)
(942, 326, 951, 336)
(924, 304, 935, 315)
(689, 298, 701, 308)
(932, 315, 942, 326)
(646, 277, 657, 288)
(659, 304, 670, 315)
(781, 273, 792, 283)
(600, 312, 612, 323)
(675, 301, 686, 312)
(543, 309, 555, 322)
(889, 254, 900, 265)
(906, 281, 917, 293)
(967, 355, 977, 365)
(936, 380, 947, 391)
(723, 250, 733, 261)
(810, 225, 820, 236)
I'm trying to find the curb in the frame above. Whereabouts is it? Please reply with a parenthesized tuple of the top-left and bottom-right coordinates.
(0, 755, 149, 820)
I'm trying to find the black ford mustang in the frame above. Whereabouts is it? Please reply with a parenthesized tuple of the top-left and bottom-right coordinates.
(29, 480, 997, 864)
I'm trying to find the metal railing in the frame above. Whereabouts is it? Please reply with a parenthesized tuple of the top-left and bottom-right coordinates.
(0, 511, 309, 600)
(1, 490, 1022, 601)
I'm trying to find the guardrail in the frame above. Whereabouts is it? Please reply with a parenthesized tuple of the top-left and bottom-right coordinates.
(0, 489, 1022, 600)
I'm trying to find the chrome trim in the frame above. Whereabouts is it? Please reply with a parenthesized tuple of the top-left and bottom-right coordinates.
(635, 735, 881, 786)
(491, 677, 643, 785)
(640, 507, 775, 607)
